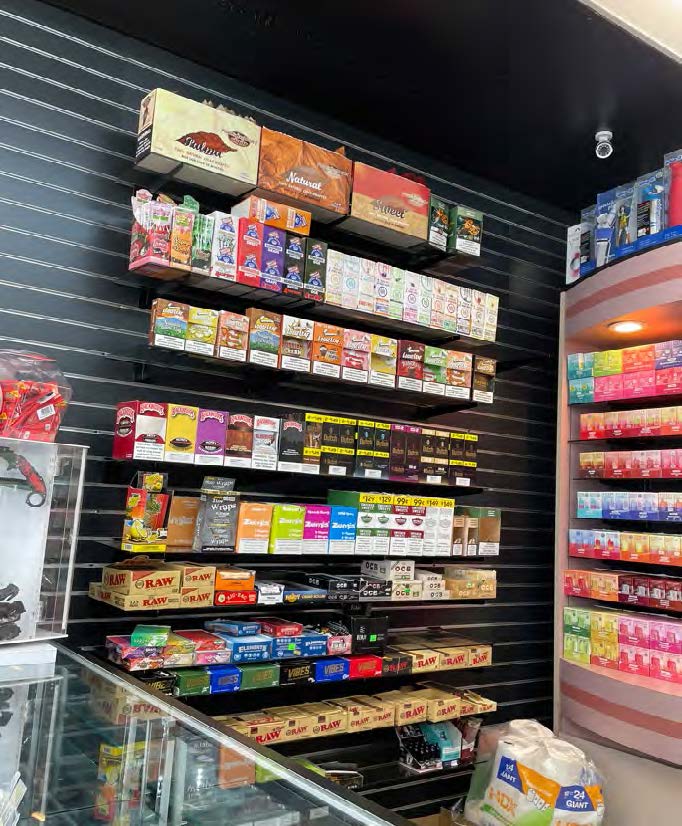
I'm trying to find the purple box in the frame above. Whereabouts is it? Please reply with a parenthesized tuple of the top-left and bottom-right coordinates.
(260, 227, 286, 292)
(302, 505, 331, 555)
(659, 492, 682, 522)
(655, 340, 682, 370)
(195, 409, 228, 466)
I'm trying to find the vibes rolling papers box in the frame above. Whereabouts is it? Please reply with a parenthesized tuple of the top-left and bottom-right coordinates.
(313, 658, 350, 683)
(216, 311, 249, 362)
(369, 335, 397, 388)
(113, 401, 167, 461)
(224, 412, 253, 468)
(278, 410, 305, 472)
(246, 308, 281, 368)
(232, 195, 311, 235)
(252, 415, 280, 471)
(136, 88, 260, 194)
(320, 415, 357, 476)
(342, 330, 370, 383)
(259, 226, 286, 292)
(303, 412, 323, 474)
(166, 496, 200, 547)
(312, 322, 343, 378)
(447, 205, 483, 256)
(195, 409, 227, 465)
(164, 404, 199, 463)
(186, 306, 219, 355)
(269, 504, 305, 554)
(304, 239, 327, 302)
(343, 162, 429, 247)
(256, 127, 352, 221)
(236, 217, 263, 287)
(279, 660, 314, 685)
(280, 316, 314, 372)
(149, 299, 188, 350)
(397, 340, 424, 392)
(238, 663, 280, 691)
(209, 211, 237, 281)
(302, 505, 331, 554)
(235, 502, 273, 554)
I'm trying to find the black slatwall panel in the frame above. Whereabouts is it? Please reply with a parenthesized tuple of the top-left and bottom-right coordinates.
(1, 0, 565, 811)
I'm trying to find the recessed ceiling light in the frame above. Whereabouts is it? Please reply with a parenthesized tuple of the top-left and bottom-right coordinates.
(608, 320, 645, 334)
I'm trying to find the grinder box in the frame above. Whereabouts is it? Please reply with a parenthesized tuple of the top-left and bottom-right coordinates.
(342, 162, 429, 247)
(256, 127, 352, 221)
(113, 401, 167, 462)
(135, 89, 260, 194)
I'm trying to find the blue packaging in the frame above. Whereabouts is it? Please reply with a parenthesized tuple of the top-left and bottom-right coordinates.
(207, 664, 241, 693)
(260, 227, 285, 292)
(567, 353, 594, 380)
(628, 492, 658, 522)
(421, 721, 462, 764)
(271, 636, 304, 659)
(659, 492, 681, 523)
(636, 169, 665, 250)
(213, 633, 273, 662)
(613, 183, 637, 258)
(313, 657, 350, 682)
(664, 149, 682, 241)
(568, 378, 594, 405)
(300, 632, 328, 658)
(204, 619, 261, 636)
(603, 491, 630, 520)
(281, 582, 327, 604)
(595, 189, 618, 266)
(328, 506, 357, 555)
(576, 491, 602, 519)
(579, 205, 596, 276)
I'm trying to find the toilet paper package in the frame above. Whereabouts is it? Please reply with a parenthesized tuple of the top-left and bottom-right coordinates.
(465, 720, 604, 826)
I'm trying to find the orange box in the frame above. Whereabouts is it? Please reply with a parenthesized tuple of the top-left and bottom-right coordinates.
(218, 745, 256, 789)
(622, 344, 655, 373)
(215, 567, 255, 591)
(311, 322, 344, 379)
(235, 502, 273, 554)
(232, 195, 311, 236)
(165, 496, 200, 547)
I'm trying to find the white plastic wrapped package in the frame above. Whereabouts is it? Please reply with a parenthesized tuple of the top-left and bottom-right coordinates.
(465, 721, 604, 826)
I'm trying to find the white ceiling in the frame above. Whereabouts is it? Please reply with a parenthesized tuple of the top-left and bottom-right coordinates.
(581, 0, 682, 63)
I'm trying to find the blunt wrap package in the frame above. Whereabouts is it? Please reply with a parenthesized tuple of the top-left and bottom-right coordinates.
(464, 720, 604, 826)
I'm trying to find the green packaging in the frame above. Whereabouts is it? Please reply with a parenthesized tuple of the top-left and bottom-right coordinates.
(592, 350, 623, 377)
(268, 504, 305, 554)
(130, 624, 171, 647)
(563, 606, 591, 638)
(238, 663, 281, 691)
(428, 196, 451, 251)
(172, 668, 211, 696)
(447, 205, 483, 256)
(190, 213, 215, 275)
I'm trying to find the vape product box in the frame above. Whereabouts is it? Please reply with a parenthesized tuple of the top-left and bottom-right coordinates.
(423, 346, 447, 395)
(402, 270, 419, 323)
(358, 258, 376, 313)
(246, 308, 281, 369)
(277, 410, 305, 472)
(195, 409, 227, 465)
(618, 615, 651, 648)
(389, 267, 405, 320)
(342, 329, 370, 383)
(342, 255, 361, 310)
(325, 248, 344, 306)
(563, 569, 592, 598)
(622, 344, 655, 373)
(591, 637, 619, 670)
(304, 239, 327, 302)
(579, 451, 605, 478)
(619, 644, 650, 677)
(447, 205, 483, 256)
(129, 191, 173, 275)
(595, 189, 618, 266)
(235, 502, 273, 554)
(256, 127, 352, 221)
(417, 275, 433, 328)
(445, 351, 473, 399)
(580, 411, 604, 439)
(302, 505, 331, 554)
(209, 211, 237, 281)
(312, 322, 343, 378)
(397, 340, 425, 392)
(655, 340, 682, 370)
(328, 506, 357, 555)
(224, 412, 254, 468)
(259, 226, 286, 292)
(149, 299, 188, 350)
(113, 401, 167, 461)
(186, 306, 219, 356)
(251, 415, 280, 471)
(164, 404, 199, 463)
(303, 412, 323, 474)
(564, 606, 592, 638)
(472, 357, 496, 404)
(430, 279, 446, 329)
(593, 349, 623, 376)
(623, 370, 656, 399)
(374, 261, 392, 316)
(650, 620, 682, 653)
(564, 634, 591, 665)
(166, 496, 200, 548)
(268, 504, 305, 554)
(568, 352, 594, 380)
(280, 316, 314, 372)
(235, 217, 263, 287)
(216, 311, 249, 362)
(594, 374, 623, 402)
(320, 415, 357, 476)
(232, 195, 311, 235)
(656, 366, 682, 396)
(283, 233, 306, 297)
(313, 658, 350, 683)
(238, 663, 280, 691)
(569, 378, 595, 405)
(343, 162, 429, 247)
(369, 335, 397, 388)
(428, 195, 450, 251)
(135, 89, 260, 194)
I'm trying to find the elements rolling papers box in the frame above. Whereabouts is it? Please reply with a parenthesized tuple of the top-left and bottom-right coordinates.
(343, 162, 429, 247)
(232, 195, 311, 235)
(136, 89, 260, 194)
(313, 658, 350, 683)
(164, 404, 199, 463)
(195, 409, 227, 465)
(149, 299, 188, 350)
(113, 401, 167, 461)
(252, 415, 280, 471)
(269, 504, 305, 554)
(206, 619, 261, 636)
(235, 502, 273, 554)
(213, 633, 272, 662)
(311, 322, 343, 378)
(304, 239, 327, 302)
(238, 663, 281, 691)
(216, 311, 249, 362)
(256, 127, 352, 221)
(246, 308, 281, 369)
(280, 316, 314, 372)
(186, 306, 218, 356)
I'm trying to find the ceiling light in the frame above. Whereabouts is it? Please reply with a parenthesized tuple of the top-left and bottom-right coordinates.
(608, 320, 645, 334)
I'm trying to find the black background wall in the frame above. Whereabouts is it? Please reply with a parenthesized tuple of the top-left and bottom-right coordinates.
(1, 0, 567, 815)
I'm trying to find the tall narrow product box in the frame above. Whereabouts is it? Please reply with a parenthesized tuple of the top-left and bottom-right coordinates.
(195, 409, 228, 465)
(328, 506, 357, 555)
(374, 261, 392, 316)
(417, 275, 433, 328)
(236, 218, 263, 287)
(149, 299, 189, 351)
(235, 502, 273, 554)
(246, 308, 281, 369)
(303, 412, 323, 474)
(304, 239, 328, 302)
(280, 316, 314, 373)
(320, 415, 356, 476)
(216, 311, 249, 362)
(278, 410, 305, 472)
(389, 267, 405, 320)
(325, 249, 345, 306)
(251, 415, 280, 471)
(113, 401, 168, 461)
(283, 234, 306, 297)
(185, 306, 219, 356)
(302, 505, 331, 554)
(423, 347, 448, 396)
(268, 504, 305, 554)
(169, 197, 198, 272)
(428, 196, 451, 251)
(397, 341, 425, 393)
(311, 322, 343, 379)
(135, 89, 260, 194)
(402, 271, 419, 324)
(447, 205, 483, 256)
(445, 351, 473, 399)
(358, 259, 376, 313)
(342, 330, 370, 383)
(456, 287, 472, 336)
(129, 190, 173, 275)
(164, 404, 199, 463)
(444, 283, 459, 334)
(472, 357, 496, 404)
(224, 412, 254, 468)
(369, 336, 397, 388)
(209, 212, 238, 281)
(259, 226, 286, 292)
(342, 255, 360, 310)
(431, 279, 446, 329)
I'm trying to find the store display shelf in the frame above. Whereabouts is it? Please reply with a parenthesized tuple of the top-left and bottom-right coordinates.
(574, 516, 682, 529)
(569, 392, 682, 410)
(145, 343, 479, 422)
(572, 435, 682, 444)
(559, 657, 682, 766)
(569, 552, 682, 571)
(572, 477, 682, 486)
(565, 593, 682, 618)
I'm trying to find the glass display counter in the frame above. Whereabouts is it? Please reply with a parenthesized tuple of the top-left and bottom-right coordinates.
(0, 644, 408, 826)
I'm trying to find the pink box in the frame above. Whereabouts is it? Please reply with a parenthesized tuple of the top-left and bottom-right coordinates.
(650, 650, 682, 683)
(622, 370, 656, 399)
(579, 412, 604, 440)
(638, 450, 662, 478)
(302, 505, 331, 555)
(618, 615, 650, 648)
(563, 569, 591, 598)
(662, 448, 682, 479)
(604, 451, 628, 478)
(594, 374, 623, 402)
(656, 366, 682, 396)
(618, 644, 650, 677)
(592, 530, 619, 560)
(650, 621, 682, 654)
(569, 529, 595, 558)
(236, 217, 263, 287)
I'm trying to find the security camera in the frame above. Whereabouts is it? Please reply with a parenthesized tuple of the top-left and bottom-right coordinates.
(595, 130, 613, 159)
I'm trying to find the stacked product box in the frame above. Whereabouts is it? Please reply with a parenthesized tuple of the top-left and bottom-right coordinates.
(578, 449, 682, 479)
(579, 405, 682, 439)
(568, 341, 682, 404)
(575, 490, 682, 522)
(569, 529, 682, 566)
(563, 569, 682, 611)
